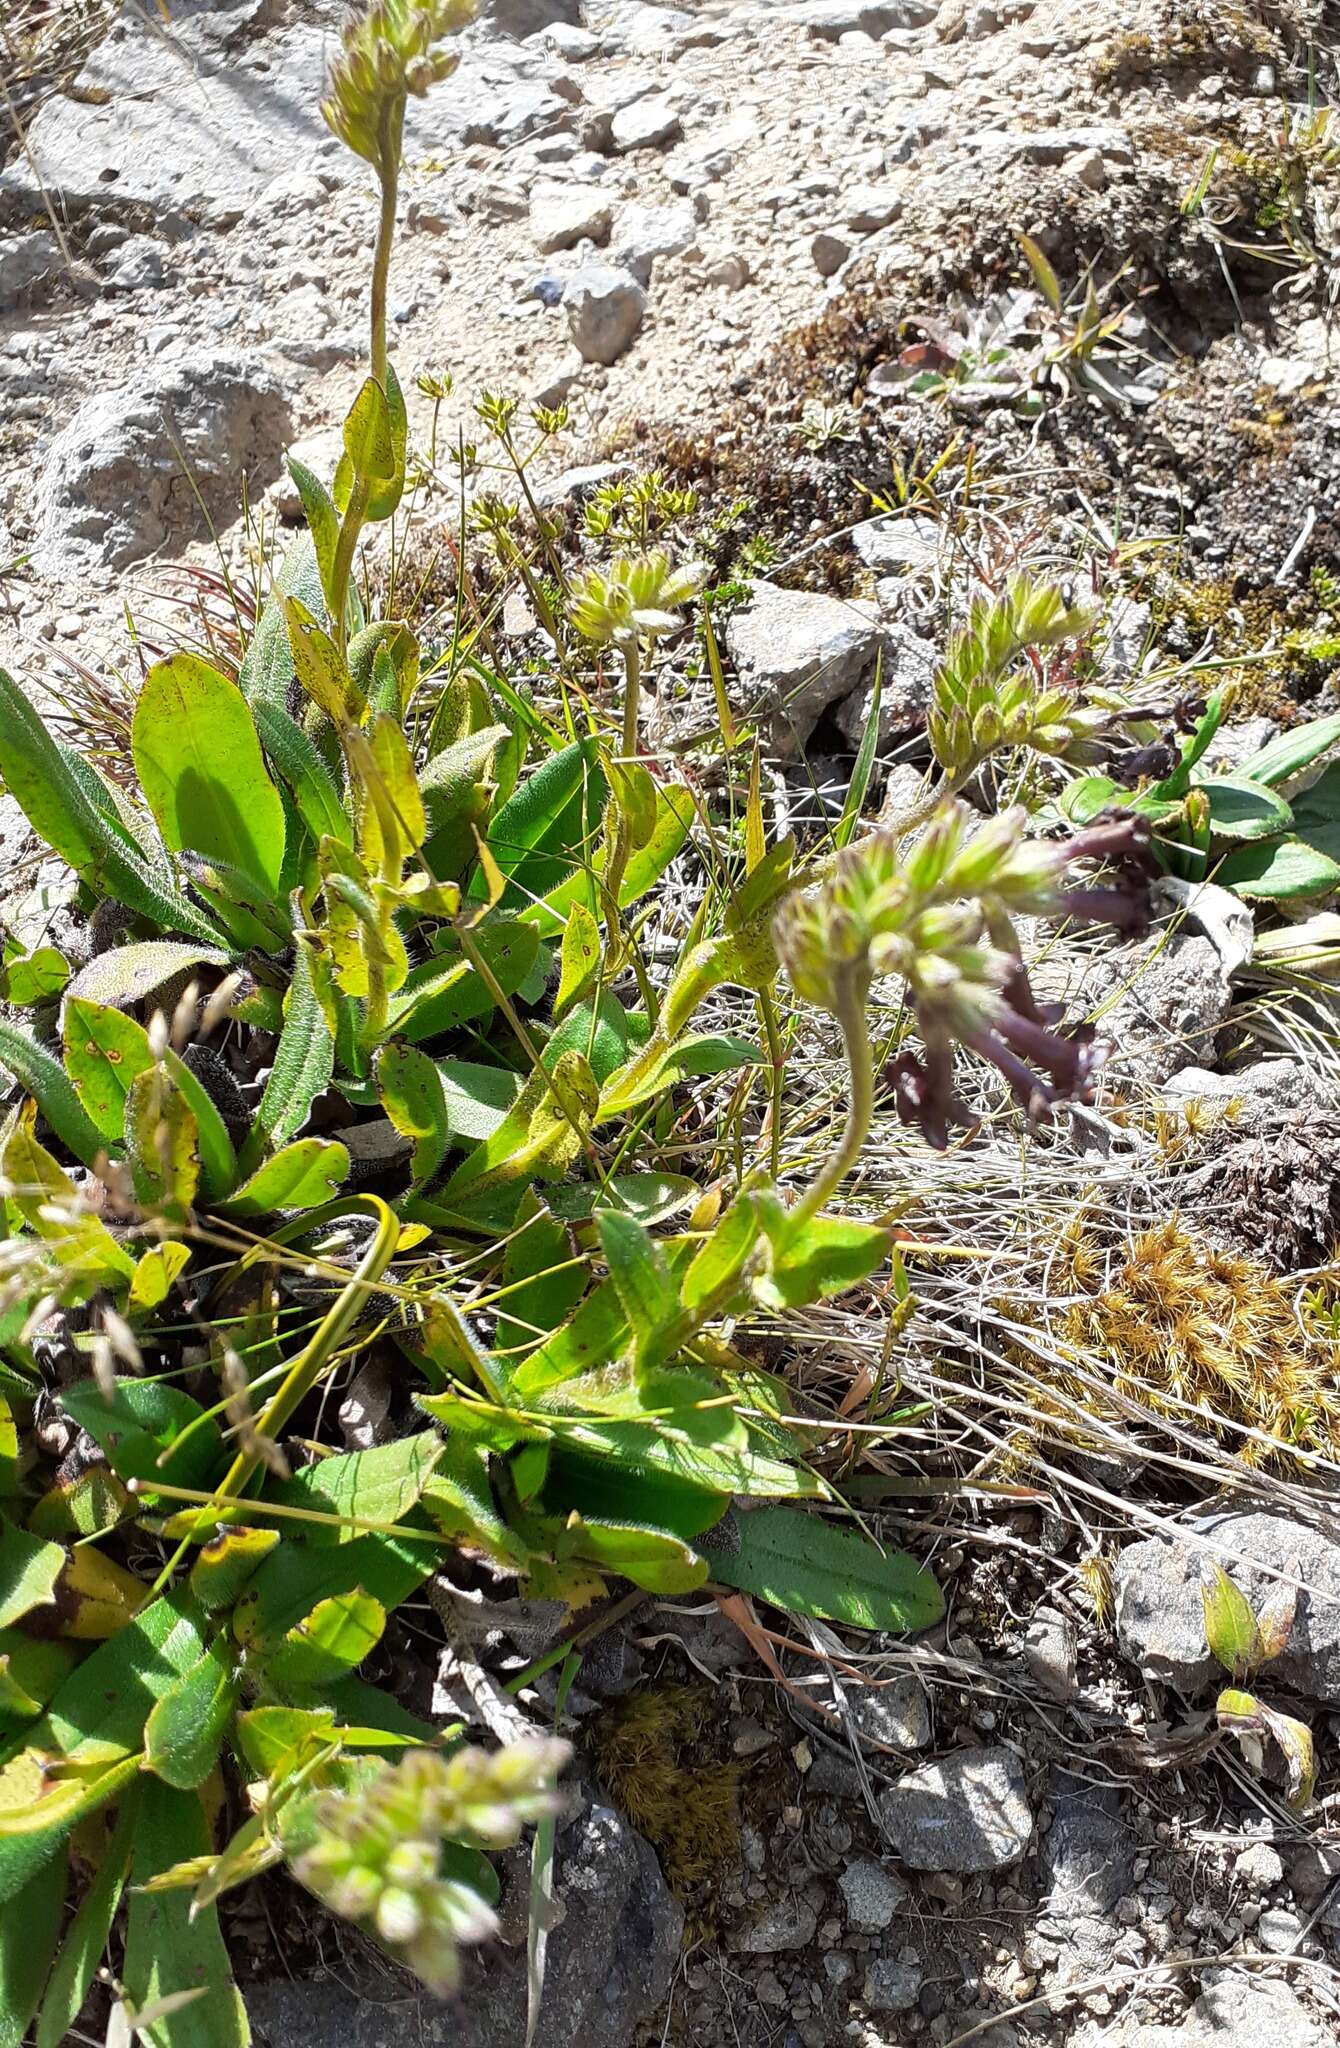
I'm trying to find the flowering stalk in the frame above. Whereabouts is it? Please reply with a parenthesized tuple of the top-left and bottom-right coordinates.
(775, 804, 1153, 1169)
(321, 0, 475, 649)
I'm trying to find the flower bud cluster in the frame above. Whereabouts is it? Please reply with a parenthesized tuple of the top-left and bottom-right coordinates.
(322, 0, 476, 165)
(929, 573, 1110, 777)
(775, 803, 1153, 1144)
(293, 1737, 568, 1994)
(570, 552, 705, 649)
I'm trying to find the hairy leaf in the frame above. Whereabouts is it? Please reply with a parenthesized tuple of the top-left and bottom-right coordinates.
(132, 654, 287, 902)
(708, 1507, 943, 1632)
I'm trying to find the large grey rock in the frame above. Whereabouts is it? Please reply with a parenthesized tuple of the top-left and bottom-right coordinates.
(1035, 1768, 1132, 1977)
(1073, 1975, 1326, 2048)
(862, 1957, 923, 2013)
(853, 513, 941, 576)
(784, 0, 936, 36)
(839, 1855, 907, 1931)
(248, 1799, 680, 2048)
(562, 264, 646, 364)
(850, 1671, 931, 1752)
(531, 181, 613, 254)
(0, 1, 568, 229)
(0, 231, 62, 310)
(878, 1747, 1033, 1873)
(32, 350, 294, 576)
(0, 0, 333, 229)
(733, 1897, 818, 1952)
(609, 91, 682, 152)
(1116, 1509, 1340, 1703)
(481, 0, 582, 36)
(724, 581, 880, 753)
(1036, 928, 1233, 1088)
(608, 199, 698, 284)
(834, 621, 936, 745)
(1160, 1057, 1333, 1129)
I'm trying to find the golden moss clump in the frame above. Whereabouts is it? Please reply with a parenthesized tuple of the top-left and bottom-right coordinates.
(586, 1686, 740, 1904)
(1063, 1218, 1340, 1465)
(1153, 572, 1340, 725)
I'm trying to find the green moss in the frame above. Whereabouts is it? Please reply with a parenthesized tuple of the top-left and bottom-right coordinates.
(586, 1685, 741, 1906)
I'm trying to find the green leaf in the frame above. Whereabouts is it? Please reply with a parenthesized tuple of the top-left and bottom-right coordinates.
(553, 1411, 823, 1499)
(598, 1032, 764, 1116)
(1, 1120, 134, 1287)
(0, 1521, 63, 1631)
(375, 1043, 450, 1186)
(1200, 776, 1293, 842)
(188, 1527, 280, 1613)
(1218, 834, 1340, 900)
(124, 1063, 200, 1222)
(391, 917, 541, 1043)
(1201, 1563, 1261, 1678)
(284, 597, 366, 728)
(63, 996, 154, 1141)
(682, 1195, 761, 1314)
(757, 1211, 892, 1310)
(342, 375, 395, 483)
(0, 1635, 76, 1730)
(563, 1515, 708, 1594)
(61, 1380, 225, 1498)
(0, 1019, 107, 1167)
(597, 1211, 679, 1372)
(528, 782, 695, 938)
(285, 456, 341, 619)
(834, 655, 882, 851)
(436, 1058, 520, 1142)
(421, 724, 508, 884)
(231, 1534, 431, 1657)
(123, 1780, 250, 2048)
(475, 738, 606, 910)
(1059, 773, 1122, 826)
(35, 1792, 138, 2048)
(497, 1193, 586, 1360)
(254, 700, 352, 848)
(708, 1507, 943, 1632)
(246, 939, 333, 1161)
(0, 1832, 65, 2048)
(219, 1138, 350, 1216)
(0, 672, 223, 945)
(555, 901, 600, 1013)
(1237, 710, 1340, 789)
(238, 532, 328, 715)
(132, 653, 287, 901)
(129, 1243, 192, 1313)
(143, 1638, 238, 1790)
(363, 363, 409, 522)
(268, 1435, 443, 1544)
(542, 1447, 727, 1541)
(264, 1588, 387, 1688)
(66, 941, 233, 1012)
(0, 945, 67, 1007)
(63, 1002, 236, 1202)
(13, 1588, 207, 1783)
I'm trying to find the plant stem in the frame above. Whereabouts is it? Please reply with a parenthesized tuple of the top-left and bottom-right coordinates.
(329, 99, 402, 657)
(790, 962, 874, 1226)
(369, 98, 400, 387)
(757, 984, 786, 1178)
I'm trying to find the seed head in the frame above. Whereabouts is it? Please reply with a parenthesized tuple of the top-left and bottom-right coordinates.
(322, 0, 476, 166)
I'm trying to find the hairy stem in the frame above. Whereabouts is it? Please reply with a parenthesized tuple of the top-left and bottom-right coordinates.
(790, 962, 874, 1226)
(329, 99, 402, 655)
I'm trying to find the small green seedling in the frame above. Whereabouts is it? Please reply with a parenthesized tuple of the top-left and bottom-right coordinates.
(1202, 1561, 1316, 1810)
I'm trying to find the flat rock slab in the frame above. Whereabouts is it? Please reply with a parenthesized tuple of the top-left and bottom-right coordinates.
(878, 1746, 1033, 1872)
(1073, 1974, 1327, 2048)
(1115, 1509, 1340, 1703)
(0, 0, 570, 229)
